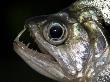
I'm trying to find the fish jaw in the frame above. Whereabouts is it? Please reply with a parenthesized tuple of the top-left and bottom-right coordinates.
(13, 28, 66, 81)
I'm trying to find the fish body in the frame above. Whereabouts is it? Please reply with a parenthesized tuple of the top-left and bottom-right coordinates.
(13, 0, 110, 82)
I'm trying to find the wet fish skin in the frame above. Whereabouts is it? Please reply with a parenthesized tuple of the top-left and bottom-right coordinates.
(13, 0, 110, 82)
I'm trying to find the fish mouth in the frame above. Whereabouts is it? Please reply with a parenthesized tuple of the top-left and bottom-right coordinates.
(13, 27, 66, 81)
(13, 27, 57, 63)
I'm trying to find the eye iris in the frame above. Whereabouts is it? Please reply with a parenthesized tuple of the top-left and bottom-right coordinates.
(49, 26, 63, 38)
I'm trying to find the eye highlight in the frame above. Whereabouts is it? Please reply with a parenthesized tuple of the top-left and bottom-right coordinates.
(43, 21, 68, 45)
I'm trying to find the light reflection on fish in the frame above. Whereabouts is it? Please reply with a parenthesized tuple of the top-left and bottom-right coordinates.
(13, 0, 110, 82)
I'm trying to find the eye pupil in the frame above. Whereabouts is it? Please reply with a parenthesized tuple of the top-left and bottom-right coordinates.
(49, 26, 63, 38)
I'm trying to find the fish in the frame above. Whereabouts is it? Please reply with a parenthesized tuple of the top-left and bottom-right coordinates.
(13, 0, 110, 82)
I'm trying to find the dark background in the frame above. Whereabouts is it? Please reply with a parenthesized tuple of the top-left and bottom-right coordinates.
(1, 0, 74, 82)
(1, 0, 110, 82)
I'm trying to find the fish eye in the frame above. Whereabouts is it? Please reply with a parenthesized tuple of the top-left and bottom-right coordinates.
(43, 21, 68, 45)
(49, 25, 63, 38)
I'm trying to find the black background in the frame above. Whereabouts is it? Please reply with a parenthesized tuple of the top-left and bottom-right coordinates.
(1, 0, 74, 82)
(1, 0, 110, 82)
